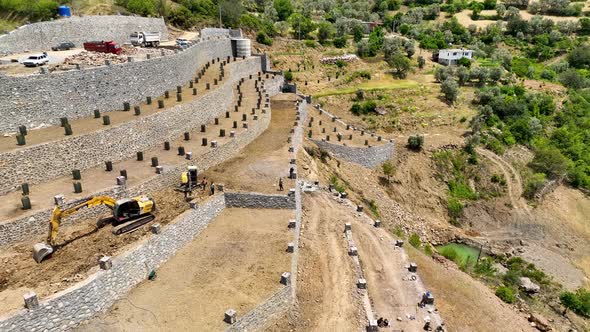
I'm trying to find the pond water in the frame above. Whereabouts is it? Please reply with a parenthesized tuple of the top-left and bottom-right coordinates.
(435, 243, 483, 265)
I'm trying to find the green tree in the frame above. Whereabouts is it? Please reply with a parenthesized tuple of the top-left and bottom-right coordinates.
(167, 5, 195, 29)
(441, 78, 460, 104)
(418, 55, 425, 69)
(273, 0, 293, 21)
(288, 13, 315, 39)
(219, 0, 244, 27)
(318, 21, 335, 45)
(560, 288, 590, 318)
(530, 145, 569, 179)
(353, 24, 365, 42)
(382, 160, 396, 182)
(567, 45, 590, 69)
(125, 0, 157, 16)
(333, 36, 347, 48)
(387, 53, 411, 78)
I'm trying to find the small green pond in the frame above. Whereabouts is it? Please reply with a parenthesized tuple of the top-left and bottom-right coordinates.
(435, 243, 482, 265)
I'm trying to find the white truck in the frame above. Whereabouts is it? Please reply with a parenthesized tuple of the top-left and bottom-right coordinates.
(129, 32, 161, 47)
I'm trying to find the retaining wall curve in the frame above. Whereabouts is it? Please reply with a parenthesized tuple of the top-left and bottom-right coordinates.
(313, 139, 394, 168)
(0, 57, 266, 195)
(0, 36, 231, 133)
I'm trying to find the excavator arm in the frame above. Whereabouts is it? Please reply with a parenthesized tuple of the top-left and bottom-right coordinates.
(46, 196, 117, 245)
(33, 196, 117, 263)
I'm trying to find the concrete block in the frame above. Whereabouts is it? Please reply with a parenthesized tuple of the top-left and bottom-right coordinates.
(230, 131, 235, 137)
(280, 272, 291, 285)
(344, 223, 352, 231)
(186, 152, 192, 160)
(357, 278, 367, 289)
(189, 201, 198, 209)
(288, 219, 296, 228)
(99, 256, 112, 270)
(374, 220, 381, 228)
(288, 188, 296, 196)
(211, 140, 218, 148)
(366, 320, 378, 332)
(290, 158, 296, 164)
(151, 223, 162, 234)
(243, 122, 248, 128)
(116, 176, 126, 186)
(409, 262, 418, 272)
(287, 242, 295, 253)
(23, 292, 39, 309)
(224, 309, 237, 324)
(156, 166, 164, 174)
(357, 206, 363, 212)
(348, 246, 358, 256)
(395, 240, 404, 247)
(54, 194, 65, 206)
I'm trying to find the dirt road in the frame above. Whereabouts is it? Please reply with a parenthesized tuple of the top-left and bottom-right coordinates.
(353, 216, 440, 330)
(78, 208, 292, 331)
(476, 148, 531, 216)
(265, 193, 364, 331)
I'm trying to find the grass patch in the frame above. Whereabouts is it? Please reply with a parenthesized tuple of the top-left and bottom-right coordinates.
(314, 79, 419, 98)
(436, 243, 482, 266)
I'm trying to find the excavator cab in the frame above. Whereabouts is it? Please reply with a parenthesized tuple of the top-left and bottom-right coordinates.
(176, 166, 199, 199)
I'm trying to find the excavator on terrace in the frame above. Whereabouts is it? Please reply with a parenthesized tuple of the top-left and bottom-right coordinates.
(32, 195, 156, 263)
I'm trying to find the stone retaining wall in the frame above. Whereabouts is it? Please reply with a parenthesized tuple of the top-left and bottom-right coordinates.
(0, 57, 266, 195)
(0, 194, 226, 332)
(313, 139, 394, 168)
(226, 96, 307, 331)
(0, 36, 232, 134)
(224, 192, 295, 209)
(0, 82, 279, 246)
(0, 16, 168, 54)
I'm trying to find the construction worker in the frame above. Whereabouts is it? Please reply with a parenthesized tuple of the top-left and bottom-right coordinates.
(210, 182, 215, 195)
(289, 167, 294, 179)
(278, 177, 284, 191)
(201, 177, 208, 190)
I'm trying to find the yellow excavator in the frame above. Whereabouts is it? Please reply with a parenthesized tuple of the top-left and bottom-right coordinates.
(33, 195, 156, 263)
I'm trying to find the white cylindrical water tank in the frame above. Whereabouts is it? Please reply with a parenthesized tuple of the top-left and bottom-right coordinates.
(235, 38, 251, 57)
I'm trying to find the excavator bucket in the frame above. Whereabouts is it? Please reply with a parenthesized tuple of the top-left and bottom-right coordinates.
(32, 243, 54, 263)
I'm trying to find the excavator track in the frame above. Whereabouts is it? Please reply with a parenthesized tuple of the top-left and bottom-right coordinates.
(112, 214, 156, 235)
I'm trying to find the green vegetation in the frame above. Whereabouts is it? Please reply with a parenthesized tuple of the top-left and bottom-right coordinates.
(330, 174, 346, 193)
(436, 243, 482, 266)
(350, 100, 377, 116)
(471, 86, 590, 193)
(409, 233, 421, 248)
(560, 288, 590, 318)
(382, 160, 395, 182)
(495, 286, 516, 304)
(0, 0, 60, 22)
(407, 134, 424, 151)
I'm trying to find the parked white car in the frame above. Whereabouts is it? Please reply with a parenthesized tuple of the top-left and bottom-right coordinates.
(22, 52, 49, 67)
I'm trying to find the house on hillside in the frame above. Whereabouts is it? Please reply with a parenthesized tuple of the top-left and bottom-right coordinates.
(434, 48, 474, 65)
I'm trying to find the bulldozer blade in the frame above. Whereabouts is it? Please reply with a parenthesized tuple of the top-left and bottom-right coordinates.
(33, 243, 54, 263)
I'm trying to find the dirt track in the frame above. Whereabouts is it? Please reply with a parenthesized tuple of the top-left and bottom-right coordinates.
(265, 193, 364, 331)
(77, 208, 292, 331)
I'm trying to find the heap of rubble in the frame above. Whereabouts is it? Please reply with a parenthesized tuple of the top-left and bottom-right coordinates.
(320, 54, 358, 64)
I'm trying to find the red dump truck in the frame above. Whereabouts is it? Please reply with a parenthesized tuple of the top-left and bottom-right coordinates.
(83, 41, 122, 55)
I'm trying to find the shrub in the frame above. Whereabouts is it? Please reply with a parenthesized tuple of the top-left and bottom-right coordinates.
(407, 134, 424, 151)
(409, 233, 421, 248)
(284, 71, 293, 81)
(560, 288, 590, 318)
(333, 36, 347, 48)
(256, 31, 273, 46)
(318, 21, 335, 45)
(382, 160, 396, 182)
(335, 60, 346, 68)
(304, 39, 317, 48)
(524, 173, 546, 199)
(447, 197, 464, 220)
(457, 57, 471, 68)
(167, 6, 195, 29)
(495, 286, 516, 303)
(474, 257, 498, 276)
(350, 100, 377, 115)
(418, 55, 426, 69)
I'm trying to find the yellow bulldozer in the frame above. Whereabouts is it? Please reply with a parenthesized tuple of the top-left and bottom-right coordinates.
(33, 195, 156, 263)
